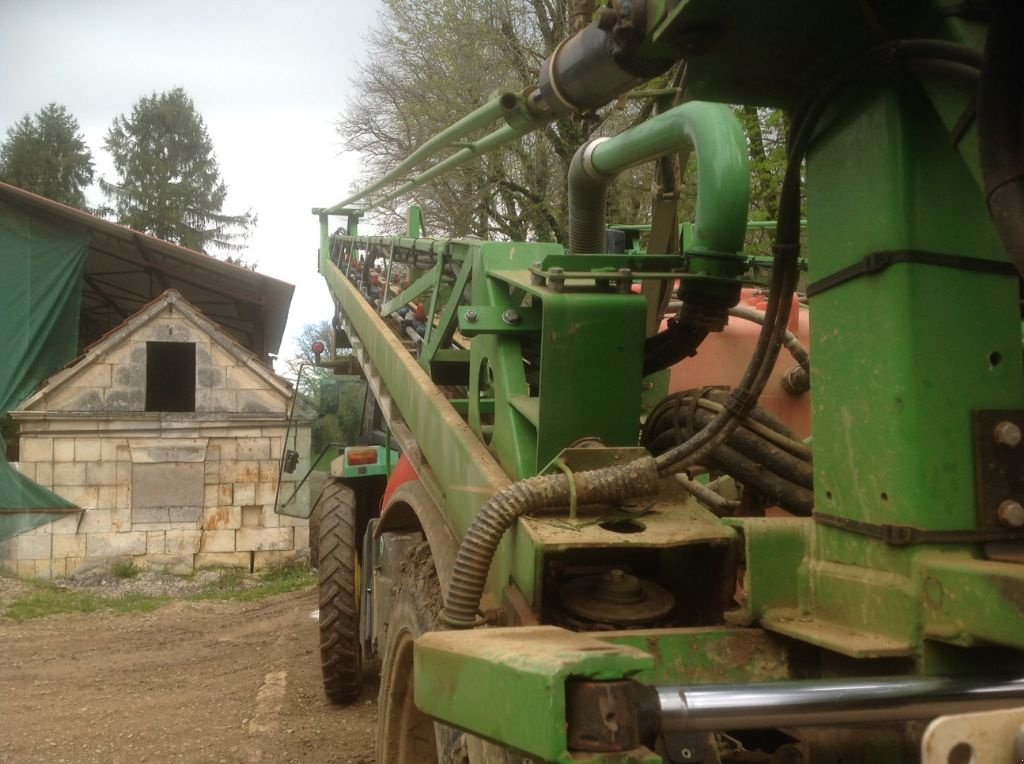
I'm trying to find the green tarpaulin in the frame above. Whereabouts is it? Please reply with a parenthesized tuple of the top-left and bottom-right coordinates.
(0, 203, 90, 540)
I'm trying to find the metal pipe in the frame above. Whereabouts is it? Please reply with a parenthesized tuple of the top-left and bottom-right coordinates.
(568, 101, 749, 254)
(656, 675, 1024, 732)
(325, 94, 549, 214)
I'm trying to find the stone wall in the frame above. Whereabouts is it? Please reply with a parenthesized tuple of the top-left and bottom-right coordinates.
(1, 423, 311, 578)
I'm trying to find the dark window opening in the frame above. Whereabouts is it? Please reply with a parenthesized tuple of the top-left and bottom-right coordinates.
(146, 342, 196, 412)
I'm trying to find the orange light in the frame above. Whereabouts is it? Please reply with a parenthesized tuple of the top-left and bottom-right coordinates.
(347, 448, 378, 466)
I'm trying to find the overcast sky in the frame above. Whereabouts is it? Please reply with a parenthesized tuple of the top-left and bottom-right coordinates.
(0, 0, 382, 372)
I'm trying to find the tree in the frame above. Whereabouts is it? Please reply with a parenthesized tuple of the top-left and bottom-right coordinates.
(0, 103, 94, 208)
(338, 0, 655, 244)
(101, 87, 254, 253)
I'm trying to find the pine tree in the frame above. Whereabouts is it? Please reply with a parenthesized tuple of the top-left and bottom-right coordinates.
(101, 87, 254, 253)
(0, 103, 94, 208)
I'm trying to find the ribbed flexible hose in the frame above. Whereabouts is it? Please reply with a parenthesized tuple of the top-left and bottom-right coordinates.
(441, 456, 661, 628)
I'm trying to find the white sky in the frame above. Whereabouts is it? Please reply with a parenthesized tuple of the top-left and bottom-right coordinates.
(0, 0, 382, 372)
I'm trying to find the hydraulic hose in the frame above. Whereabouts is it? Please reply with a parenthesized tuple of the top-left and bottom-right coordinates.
(441, 456, 660, 628)
(653, 38, 985, 476)
(978, 0, 1024, 275)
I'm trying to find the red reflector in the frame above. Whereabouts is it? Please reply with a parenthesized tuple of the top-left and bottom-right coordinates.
(347, 448, 378, 466)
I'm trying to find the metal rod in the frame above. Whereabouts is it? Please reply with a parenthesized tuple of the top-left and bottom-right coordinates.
(326, 96, 510, 214)
(657, 675, 1024, 731)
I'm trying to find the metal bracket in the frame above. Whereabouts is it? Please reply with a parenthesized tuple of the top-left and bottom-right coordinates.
(973, 410, 1024, 531)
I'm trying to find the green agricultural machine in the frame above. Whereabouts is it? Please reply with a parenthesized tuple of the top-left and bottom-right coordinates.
(284, 1, 1024, 761)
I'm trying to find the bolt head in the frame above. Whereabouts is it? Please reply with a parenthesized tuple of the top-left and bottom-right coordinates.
(501, 309, 521, 326)
(464, 309, 478, 323)
(994, 420, 1022, 448)
(998, 500, 1024, 528)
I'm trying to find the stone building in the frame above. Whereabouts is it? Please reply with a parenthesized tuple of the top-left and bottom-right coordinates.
(1, 289, 311, 578)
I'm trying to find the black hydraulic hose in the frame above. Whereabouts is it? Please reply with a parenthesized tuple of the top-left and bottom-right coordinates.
(728, 305, 809, 372)
(642, 318, 710, 376)
(441, 456, 660, 629)
(652, 39, 985, 476)
(979, 0, 1024, 275)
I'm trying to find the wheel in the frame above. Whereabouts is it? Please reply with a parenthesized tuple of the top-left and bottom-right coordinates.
(316, 478, 362, 704)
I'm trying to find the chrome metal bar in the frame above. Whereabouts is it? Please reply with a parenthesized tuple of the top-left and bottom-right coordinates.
(657, 675, 1024, 731)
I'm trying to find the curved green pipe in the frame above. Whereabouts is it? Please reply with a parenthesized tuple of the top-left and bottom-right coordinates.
(574, 101, 750, 254)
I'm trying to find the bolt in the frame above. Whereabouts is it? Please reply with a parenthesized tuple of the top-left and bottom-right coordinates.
(994, 420, 1022, 448)
(464, 309, 478, 323)
(998, 499, 1024, 528)
(530, 261, 544, 286)
(609, 568, 625, 583)
(548, 266, 565, 293)
(680, 749, 693, 760)
(501, 309, 521, 326)
(616, 268, 633, 294)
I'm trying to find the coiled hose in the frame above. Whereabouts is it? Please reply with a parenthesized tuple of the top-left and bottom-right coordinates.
(441, 455, 660, 628)
(643, 389, 813, 515)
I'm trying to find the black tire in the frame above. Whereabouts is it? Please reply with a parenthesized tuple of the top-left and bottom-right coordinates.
(316, 478, 362, 704)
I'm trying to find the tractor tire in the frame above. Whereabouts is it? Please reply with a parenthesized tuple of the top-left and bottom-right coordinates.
(376, 542, 520, 764)
(316, 478, 362, 704)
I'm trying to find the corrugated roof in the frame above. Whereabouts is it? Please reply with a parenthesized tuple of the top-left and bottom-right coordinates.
(0, 181, 294, 361)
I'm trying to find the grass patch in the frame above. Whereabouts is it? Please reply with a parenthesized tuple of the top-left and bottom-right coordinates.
(2, 582, 165, 623)
(193, 561, 316, 602)
(0, 561, 316, 622)
(110, 560, 141, 579)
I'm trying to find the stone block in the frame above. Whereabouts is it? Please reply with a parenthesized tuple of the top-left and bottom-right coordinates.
(236, 527, 292, 552)
(86, 461, 116, 485)
(60, 485, 99, 509)
(75, 438, 102, 462)
(52, 462, 86, 486)
(233, 482, 257, 506)
(76, 363, 112, 389)
(17, 560, 36, 578)
(15, 462, 36, 481)
(0, 559, 16, 576)
(132, 462, 204, 507)
(253, 550, 301, 571)
(164, 529, 202, 555)
(53, 438, 75, 461)
(116, 461, 132, 482)
(209, 439, 237, 461)
(220, 460, 260, 484)
(104, 388, 144, 412)
(101, 440, 121, 462)
(203, 484, 219, 507)
(238, 389, 283, 414)
(78, 509, 113, 533)
(116, 483, 130, 509)
(204, 461, 219, 485)
(202, 506, 240, 530)
(132, 507, 170, 524)
(168, 506, 202, 524)
(196, 365, 225, 388)
(87, 532, 147, 557)
(259, 460, 279, 483)
(200, 529, 236, 553)
(49, 515, 79, 534)
(129, 438, 208, 464)
(279, 512, 310, 528)
(259, 504, 280, 528)
(65, 556, 84, 575)
(256, 482, 278, 506)
(225, 365, 266, 390)
(237, 438, 271, 461)
(206, 445, 221, 461)
(35, 463, 53, 488)
(146, 531, 166, 554)
(219, 483, 233, 506)
(241, 505, 262, 528)
(34, 559, 54, 579)
(17, 533, 51, 559)
(111, 508, 131, 532)
(50, 558, 67, 578)
(99, 486, 117, 511)
(292, 525, 310, 551)
(20, 437, 53, 463)
(53, 534, 87, 558)
(136, 554, 194, 575)
(116, 445, 131, 460)
(194, 551, 250, 570)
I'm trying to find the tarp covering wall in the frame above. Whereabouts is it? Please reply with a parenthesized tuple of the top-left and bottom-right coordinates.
(0, 203, 89, 540)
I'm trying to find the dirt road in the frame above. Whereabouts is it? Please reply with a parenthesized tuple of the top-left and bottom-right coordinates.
(0, 588, 377, 763)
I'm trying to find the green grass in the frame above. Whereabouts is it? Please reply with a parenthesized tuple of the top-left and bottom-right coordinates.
(3, 583, 164, 622)
(0, 562, 316, 622)
(110, 560, 141, 579)
(192, 561, 317, 602)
